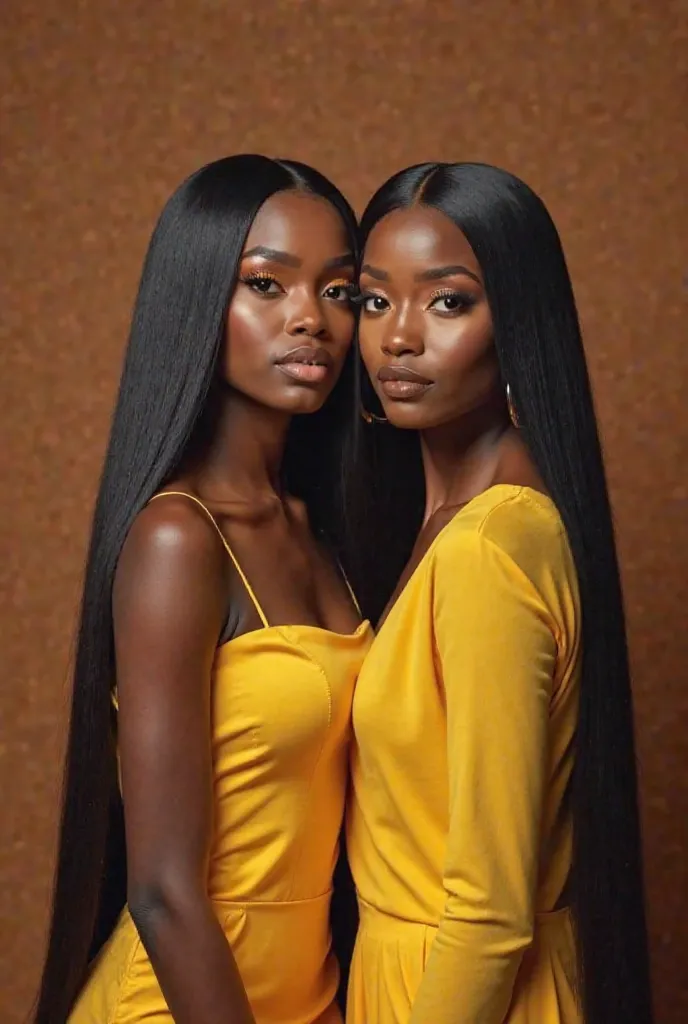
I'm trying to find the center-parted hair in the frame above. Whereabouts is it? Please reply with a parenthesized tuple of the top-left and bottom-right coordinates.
(343, 162, 653, 1024)
(35, 154, 358, 1024)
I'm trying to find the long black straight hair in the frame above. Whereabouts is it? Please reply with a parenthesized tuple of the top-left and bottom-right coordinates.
(343, 162, 653, 1024)
(35, 154, 358, 1023)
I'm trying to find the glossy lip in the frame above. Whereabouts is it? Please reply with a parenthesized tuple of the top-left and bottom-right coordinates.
(274, 344, 333, 385)
(276, 345, 333, 368)
(377, 365, 433, 385)
(377, 363, 434, 400)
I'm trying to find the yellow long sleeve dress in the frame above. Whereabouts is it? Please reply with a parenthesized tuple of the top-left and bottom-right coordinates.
(69, 492, 373, 1024)
(347, 485, 582, 1024)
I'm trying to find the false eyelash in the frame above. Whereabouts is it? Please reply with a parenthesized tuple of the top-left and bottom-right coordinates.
(428, 288, 476, 306)
(242, 271, 279, 284)
(350, 289, 375, 306)
(325, 281, 359, 301)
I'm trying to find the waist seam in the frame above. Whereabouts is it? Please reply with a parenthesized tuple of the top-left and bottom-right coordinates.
(209, 888, 333, 909)
(358, 898, 572, 930)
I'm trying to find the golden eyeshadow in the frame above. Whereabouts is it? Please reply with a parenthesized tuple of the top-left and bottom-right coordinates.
(242, 270, 279, 282)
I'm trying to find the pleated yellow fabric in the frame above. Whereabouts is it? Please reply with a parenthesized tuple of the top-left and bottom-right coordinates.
(347, 485, 582, 1024)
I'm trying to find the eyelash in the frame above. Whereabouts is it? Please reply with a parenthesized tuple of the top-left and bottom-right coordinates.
(356, 291, 386, 311)
(241, 272, 281, 295)
(325, 279, 358, 303)
(241, 273, 356, 303)
(426, 288, 476, 313)
(358, 289, 476, 315)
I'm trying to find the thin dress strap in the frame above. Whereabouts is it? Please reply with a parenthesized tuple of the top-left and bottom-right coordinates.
(337, 560, 361, 617)
(148, 491, 270, 628)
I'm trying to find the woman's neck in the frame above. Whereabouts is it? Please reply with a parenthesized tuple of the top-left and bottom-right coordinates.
(420, 397, 512, 524)
(187, 389, 292, 507)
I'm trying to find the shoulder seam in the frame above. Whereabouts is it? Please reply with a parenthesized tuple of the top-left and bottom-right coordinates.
(475, 488, 565, 539)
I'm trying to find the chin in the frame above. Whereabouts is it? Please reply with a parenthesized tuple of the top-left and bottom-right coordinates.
(382, 401, 435, 430)
(276, 386, 332, 415)
(384, 393, 464, 431)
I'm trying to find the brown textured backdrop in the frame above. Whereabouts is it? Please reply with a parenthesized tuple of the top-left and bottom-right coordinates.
(1, 1, 686, 1020)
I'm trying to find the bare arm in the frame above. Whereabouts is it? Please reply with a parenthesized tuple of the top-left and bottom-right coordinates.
(113, 498, 255, 1024)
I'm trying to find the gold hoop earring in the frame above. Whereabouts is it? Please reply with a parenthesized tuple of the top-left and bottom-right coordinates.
(360, 405, 388, 425)
(506, 383, 520, 428)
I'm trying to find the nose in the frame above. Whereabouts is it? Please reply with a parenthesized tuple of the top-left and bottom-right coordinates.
(284, 287, 328, 340)
(381, 304, 424, 358)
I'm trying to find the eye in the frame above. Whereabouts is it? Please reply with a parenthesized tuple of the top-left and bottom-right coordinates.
(427, 290, 475, 315)
(242, 273, 283, 296)
(323, 281, 356, 303)
(361, 292, 390, 314)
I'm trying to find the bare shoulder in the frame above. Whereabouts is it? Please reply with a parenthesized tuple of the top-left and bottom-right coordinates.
(119, 493, 227, 574)
(115, 493, 229, 613)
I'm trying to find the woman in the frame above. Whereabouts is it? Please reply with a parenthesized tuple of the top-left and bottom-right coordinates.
(343, 163, 653, 1023)
(35, 154, 372, 1024)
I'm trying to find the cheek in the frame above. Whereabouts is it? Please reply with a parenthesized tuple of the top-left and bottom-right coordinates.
(227, 297, 270, 352)
(224, 298, 278, 379)
(357, 320, 382, 371)
(431, 312, 495, 382)
(328, 305, 356, 354)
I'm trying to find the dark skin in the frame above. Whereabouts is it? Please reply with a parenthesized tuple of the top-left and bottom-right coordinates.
(358, 205, 548, 627)
(113, 190, 361, 1024)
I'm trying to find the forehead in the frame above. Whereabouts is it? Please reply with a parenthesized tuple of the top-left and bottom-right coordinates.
(244, 190, 349, 252)
(363, 205, 479, 274)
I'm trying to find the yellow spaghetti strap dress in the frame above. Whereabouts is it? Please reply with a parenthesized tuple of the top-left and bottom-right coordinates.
(347, 485, 582, 1024)
(70, 491, 372, 1024)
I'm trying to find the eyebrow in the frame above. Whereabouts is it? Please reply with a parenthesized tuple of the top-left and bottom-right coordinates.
(360, 262, 482, 285)
(324, 253, 355, 270)
(242, 246, 301, 267)
(416, 264, 482, 285)
(360, 263, 389, 280)
(242, 247, 354, 271)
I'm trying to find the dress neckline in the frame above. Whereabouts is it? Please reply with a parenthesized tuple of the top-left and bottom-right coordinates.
(375, 484, 557, 634)
(214, 619, 372, 662)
